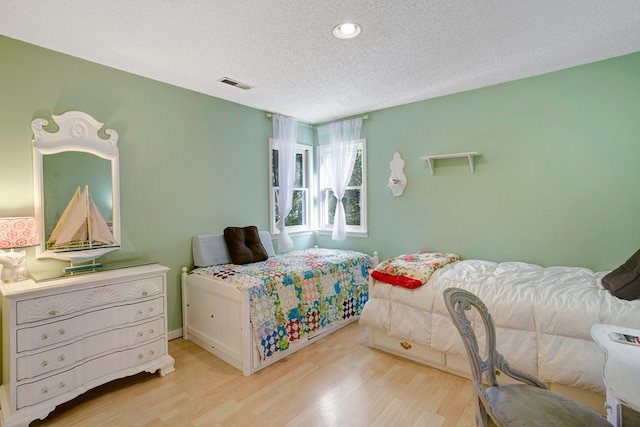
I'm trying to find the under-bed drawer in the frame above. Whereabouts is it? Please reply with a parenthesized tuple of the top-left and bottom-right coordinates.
(370, 328, 444, 366)
(371, 328, 541, 387)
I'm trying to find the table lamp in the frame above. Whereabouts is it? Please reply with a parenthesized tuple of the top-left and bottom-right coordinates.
(0, 217, 39, 283)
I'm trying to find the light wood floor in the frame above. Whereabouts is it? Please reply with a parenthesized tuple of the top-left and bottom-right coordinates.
(32, 323, 476, 427)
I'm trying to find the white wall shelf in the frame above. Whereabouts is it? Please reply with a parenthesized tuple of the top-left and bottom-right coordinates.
(419, 152, 480, 175)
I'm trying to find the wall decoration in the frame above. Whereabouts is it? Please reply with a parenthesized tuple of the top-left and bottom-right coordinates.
(388, 152, 407, 196)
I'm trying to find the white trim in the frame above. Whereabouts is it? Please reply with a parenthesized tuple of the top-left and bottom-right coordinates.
(315, 230, 369, 238)
(168, 328, 183, 340)
(269, 140, 313, 235)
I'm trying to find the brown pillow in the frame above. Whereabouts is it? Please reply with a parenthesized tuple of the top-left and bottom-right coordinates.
(223, 226, 269, 265)
(601, 249, 640, 301)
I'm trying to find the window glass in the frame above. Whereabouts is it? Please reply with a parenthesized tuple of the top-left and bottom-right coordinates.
(269, 141, 312, 233)
(318, 140, 367, 236)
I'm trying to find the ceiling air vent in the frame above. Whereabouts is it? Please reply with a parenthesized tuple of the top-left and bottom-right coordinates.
(218, 77, 253, 90)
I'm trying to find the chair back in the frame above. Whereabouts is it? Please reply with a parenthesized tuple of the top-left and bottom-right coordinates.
(443, 287, 500, 392)
(443, 287, 609, 427)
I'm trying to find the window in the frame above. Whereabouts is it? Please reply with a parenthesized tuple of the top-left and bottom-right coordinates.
(269, 139, 312, 234)
(317, 139, 367, 237)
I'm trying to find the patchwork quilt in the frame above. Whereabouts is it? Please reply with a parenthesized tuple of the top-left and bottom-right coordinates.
(191, 248, 373, 361)
(371, 251, 461, 288)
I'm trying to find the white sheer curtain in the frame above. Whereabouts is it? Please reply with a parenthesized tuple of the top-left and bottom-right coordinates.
(317, 117, 363, 240)
(273, 114, 298, 251)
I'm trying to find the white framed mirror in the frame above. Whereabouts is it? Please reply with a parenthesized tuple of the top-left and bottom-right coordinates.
(32, 111, 121, 265)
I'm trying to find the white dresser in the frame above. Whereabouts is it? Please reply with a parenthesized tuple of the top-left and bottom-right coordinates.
(0, 263, 175, 427)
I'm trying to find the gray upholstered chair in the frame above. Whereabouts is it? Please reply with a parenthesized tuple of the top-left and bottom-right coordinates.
(443, 287, 611, 427)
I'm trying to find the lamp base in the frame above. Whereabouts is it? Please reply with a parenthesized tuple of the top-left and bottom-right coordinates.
(0, 250, 29, 283)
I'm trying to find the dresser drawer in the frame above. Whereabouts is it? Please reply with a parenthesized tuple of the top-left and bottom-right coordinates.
(17, 297, 164, 352)
(17, 338, 166, 409)
(17, 317, 165, 380)
(371, 328, 444, 366)
(16, 275, 164, 325)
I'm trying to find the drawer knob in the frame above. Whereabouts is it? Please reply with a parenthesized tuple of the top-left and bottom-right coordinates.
(149, 350, 155, 356)
(58, 355, 66, 362)
(58, 381, 65, 389)
(148, 307, 154, 313)
(41, 387, 49, 395)
(138, 331, 144, 337)
(142, 291, 148, 296)
(149, 329, 154, 334)
(400, 341, 412, 350)
(41, 360, 49, 368)
(58, 328, 66, 335)
(41, 333, 49, 341)
(138, 353, 144, 359)
(48, 310, 58, 317)
(137, 309, 143, 315)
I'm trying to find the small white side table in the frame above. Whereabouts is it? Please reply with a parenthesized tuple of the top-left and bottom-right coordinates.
(591, 324, 640, 427)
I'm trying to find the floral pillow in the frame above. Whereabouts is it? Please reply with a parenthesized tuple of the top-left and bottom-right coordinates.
(371, 251, 461, 289)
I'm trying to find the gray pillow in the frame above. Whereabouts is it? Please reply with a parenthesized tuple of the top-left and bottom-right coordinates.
(192, 234, 230, 267)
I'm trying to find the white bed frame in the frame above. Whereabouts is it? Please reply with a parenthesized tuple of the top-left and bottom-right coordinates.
(180, 231, 378, 376)
(181, 268, 370, 376)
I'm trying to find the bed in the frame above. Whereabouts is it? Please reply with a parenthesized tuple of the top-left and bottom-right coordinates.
(181, 228, 376, 376)
(359, 252, 640, 413)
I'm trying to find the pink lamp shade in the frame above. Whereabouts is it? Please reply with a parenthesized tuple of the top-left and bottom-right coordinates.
(0, 217, 39, 283)
(0, 217, 39, 249)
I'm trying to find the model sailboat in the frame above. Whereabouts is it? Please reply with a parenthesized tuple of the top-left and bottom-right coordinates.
(47, 185, 116, 252)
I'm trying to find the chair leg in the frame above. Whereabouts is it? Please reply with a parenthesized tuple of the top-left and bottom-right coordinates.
(475, 397, 490, 427)
(605, 388, 622, 427)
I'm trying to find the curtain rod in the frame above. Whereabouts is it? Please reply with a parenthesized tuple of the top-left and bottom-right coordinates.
(266, 113, 369, 127)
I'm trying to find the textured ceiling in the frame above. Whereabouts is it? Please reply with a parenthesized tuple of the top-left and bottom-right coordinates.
(2, 1, 640, 123)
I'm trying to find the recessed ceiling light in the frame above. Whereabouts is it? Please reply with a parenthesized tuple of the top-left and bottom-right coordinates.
(333, 22, 361, 39)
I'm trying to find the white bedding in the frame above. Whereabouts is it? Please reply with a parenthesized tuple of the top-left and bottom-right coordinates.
(360, 259, 640, 393)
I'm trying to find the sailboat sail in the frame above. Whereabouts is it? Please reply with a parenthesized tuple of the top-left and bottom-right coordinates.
(47, 185, 117, 250)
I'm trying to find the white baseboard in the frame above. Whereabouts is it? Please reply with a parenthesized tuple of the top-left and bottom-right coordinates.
(168, 328, 183, 341)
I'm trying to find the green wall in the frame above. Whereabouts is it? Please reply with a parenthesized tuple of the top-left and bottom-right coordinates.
(318, 52, 640, 271)
(1, 35, 639, 336)
(0, 36, 280, 332)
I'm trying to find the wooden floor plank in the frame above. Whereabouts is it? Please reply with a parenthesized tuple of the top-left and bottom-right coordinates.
(31, 323, 476, 426)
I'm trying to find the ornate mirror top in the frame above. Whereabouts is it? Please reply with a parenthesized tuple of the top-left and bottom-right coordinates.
(32, 111, 118, 156)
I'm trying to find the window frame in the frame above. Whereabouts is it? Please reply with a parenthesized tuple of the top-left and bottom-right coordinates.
(268, 139, 313, 236)
(316, 138, 368, 238)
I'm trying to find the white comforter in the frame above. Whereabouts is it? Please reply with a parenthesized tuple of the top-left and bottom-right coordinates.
(360, 259, 640, 393)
